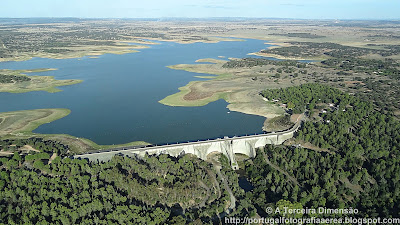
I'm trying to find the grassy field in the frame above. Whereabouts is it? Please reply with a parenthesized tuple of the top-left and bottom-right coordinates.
(0, 108, 71, 136)
(0, 109, 149, 153)
(0, 68, 82, 93)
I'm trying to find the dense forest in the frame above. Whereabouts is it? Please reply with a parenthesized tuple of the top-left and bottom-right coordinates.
(0, 150, 245, 224)
(261, 83, 350, 114)
(253, 84, 400, 218)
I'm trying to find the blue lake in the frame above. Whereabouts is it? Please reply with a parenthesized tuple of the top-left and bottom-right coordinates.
(0, 39, 272, 145)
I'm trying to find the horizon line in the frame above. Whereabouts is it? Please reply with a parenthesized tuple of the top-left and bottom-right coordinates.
(0, 17, 399, 21)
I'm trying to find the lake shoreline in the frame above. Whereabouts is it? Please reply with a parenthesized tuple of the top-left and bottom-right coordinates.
(160, 58, 286, 129)
(0, 37, 246, 63)
(0, 68, 82, 93)
(0, 108, 149, 154)
(1, 38, 272, 147)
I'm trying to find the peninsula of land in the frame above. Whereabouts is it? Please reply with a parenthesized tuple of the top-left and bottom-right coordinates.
(0, 109, 149, 153)
(0, 68, 82, 93)
(160, 58, 286, 120)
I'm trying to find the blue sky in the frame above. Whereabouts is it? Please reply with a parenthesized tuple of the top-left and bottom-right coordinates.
(1, 0, 399, 19)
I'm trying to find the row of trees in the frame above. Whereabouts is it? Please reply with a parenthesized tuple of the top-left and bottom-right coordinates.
(271, 33, 326, 39)
(222, 58, 307, 69)
(0, 74, 31, 83)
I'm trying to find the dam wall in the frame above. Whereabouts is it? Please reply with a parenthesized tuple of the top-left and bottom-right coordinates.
(74, 119, 302, 169)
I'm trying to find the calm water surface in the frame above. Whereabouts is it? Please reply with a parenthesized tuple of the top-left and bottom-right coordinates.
(0, 39, 272, 145)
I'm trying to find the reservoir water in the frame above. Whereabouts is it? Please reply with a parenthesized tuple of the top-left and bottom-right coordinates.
(0, 39, 271, 145)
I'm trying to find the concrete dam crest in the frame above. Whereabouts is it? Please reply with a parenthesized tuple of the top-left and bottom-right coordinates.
(74, 116, 302, 169)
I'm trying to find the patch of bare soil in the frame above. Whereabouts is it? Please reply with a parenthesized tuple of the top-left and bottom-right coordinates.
(48, 153, 58, 164)
(0, 151, 14, 156)
(19, 145, 40, 152)
(183, 86, 215, 101)
(47, 136, 94, 153)
(290, 114, 302, 123)
(344, 81, 365, 86)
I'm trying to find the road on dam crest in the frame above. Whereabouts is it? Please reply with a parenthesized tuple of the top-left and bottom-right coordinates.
(74, 115, 303, 169)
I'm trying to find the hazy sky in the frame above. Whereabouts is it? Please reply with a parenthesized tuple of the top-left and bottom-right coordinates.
(1, 0, 399, 19)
